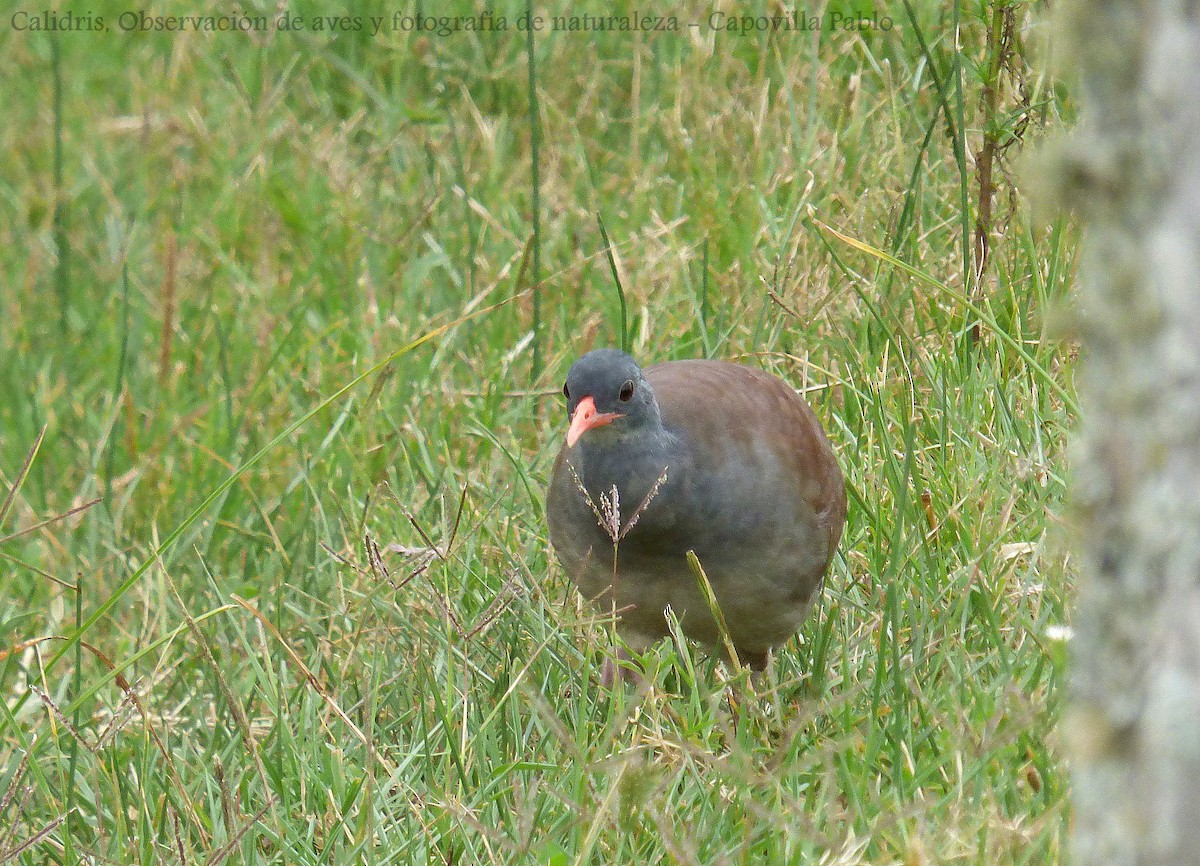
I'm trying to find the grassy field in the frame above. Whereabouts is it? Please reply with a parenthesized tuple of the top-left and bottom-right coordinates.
(0, 1, 1076, 862)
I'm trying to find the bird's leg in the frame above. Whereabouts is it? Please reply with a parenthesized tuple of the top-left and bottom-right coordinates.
(739, 649, 770, 673)
(720, 642, 770, 675)
(600, 645, 642, 686)
(722, 650, 771, 731)
(600, 631, 658, 686)
(599, 653, 620, 687)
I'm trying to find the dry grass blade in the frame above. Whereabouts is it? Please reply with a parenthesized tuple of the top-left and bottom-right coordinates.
(619, 467, 668, 541)
(0, 813, 67, 864)
(202, 796, 277, 866)
(319, 540, 366, 576)
(0, 753, 30, 815)
(382, 542, 439, 564)
(0, 784, 31, 857)
(380, 542, 437, 589)
(599, 485, 621, 542)
(369, 489, 471, 592)
(171, 806, 186, 865)
(0, 496, 101, 546)
(214, 759, 236, 837)
(0, 636, 131, 692)
(0, 426, 47, 531)
(446, 484, 468, 553)
(0, 547, 74, 588)
(30, 686, 92, 751)
(157, 232, 177, 386)
(362, 532, 419, 592)
(464, 571, 525, 640)
(566, 461, 611, 541)
(427, 591, 464, 633)
(765, 286, 805, 322)
(365, 533, 389, 579)
(92, 687, 139, 751)
(230, 595, 389, 773)
(0, 741, 34, 850)
(404, 509, 447, 562)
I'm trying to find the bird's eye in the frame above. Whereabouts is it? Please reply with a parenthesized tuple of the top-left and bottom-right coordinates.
(619, 380, 635, 401)
(563, 383, 570, 400)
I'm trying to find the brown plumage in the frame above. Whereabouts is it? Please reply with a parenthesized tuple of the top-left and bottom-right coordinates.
(546, 349, 846, 673)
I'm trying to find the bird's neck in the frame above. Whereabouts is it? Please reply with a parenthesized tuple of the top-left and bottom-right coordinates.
(573, 426, 682, 500)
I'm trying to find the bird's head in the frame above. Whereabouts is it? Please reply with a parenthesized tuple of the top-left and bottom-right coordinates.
(561, 349, 659, 447)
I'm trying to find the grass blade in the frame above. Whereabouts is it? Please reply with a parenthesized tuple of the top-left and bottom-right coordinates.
(686, 551, 743, 677)
(35, 295, 520, 679)
(597, 212, 629, 353)
(525, 0, 542, 380)
(0, 427, 47, 532)
(811, 217, 1079, 414)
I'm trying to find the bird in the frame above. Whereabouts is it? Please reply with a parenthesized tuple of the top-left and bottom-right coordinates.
(546, 348, 846, 679)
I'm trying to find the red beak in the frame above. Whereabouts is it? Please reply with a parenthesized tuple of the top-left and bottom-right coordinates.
(566, 396, 622, 447)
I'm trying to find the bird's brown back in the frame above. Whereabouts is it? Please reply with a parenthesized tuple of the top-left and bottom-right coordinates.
(644, 359, 846, 564)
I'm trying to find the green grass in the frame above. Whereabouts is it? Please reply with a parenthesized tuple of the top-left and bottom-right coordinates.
(1, 1, 1075, 862)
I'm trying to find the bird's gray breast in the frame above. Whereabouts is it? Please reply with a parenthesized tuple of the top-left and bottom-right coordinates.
(572, 433, 684, 546)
